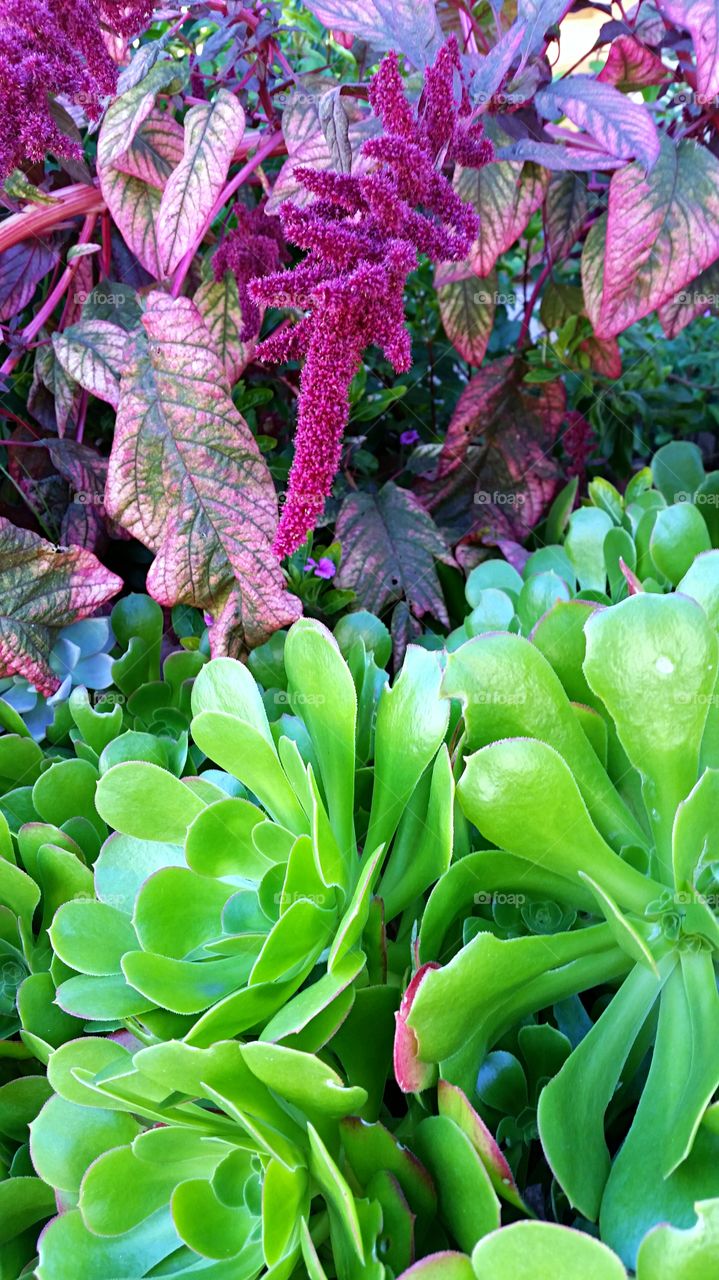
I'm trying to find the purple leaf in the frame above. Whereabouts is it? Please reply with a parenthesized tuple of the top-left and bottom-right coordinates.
(113, 112, 185, 188)
(0, 239, 59, 322)
(302, 0, 443, 66)
(193, 274, 253, 385)
(466, 20, 526, 107)
(458, 141, 548, 276)
(596, 34, 669, 90)
(582, 138, 719, 338)
(0, 518, 121, 694)
(435, 260, 496, 366)
(517, 0, 573, 58)
(156, 90, 246, 277)
(656, 0, 719, 104)
(52, 320, 131, 410)
(336, 481, 455, 625)
(106, 293, 300, 655)
(535, 75, 660, 171)
(498, 139, 626, 171)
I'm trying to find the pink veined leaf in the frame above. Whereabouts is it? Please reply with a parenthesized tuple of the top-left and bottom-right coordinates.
(266, 115, 379, 213)
(156, 89, 246, 277)
(193, 273, 254, 385)
(336, 481, 455, 625)
(435, 259, 497, 366)
(106, 292, 300, 655)
(32, 341, 82, 439)
(0, 518, 121, 694)
(52, 319, 131, 410)
(535, 75, 661, 171)
(582, 138, 719, 338)
(656, 0, 719, 105)
(99, 164, 164, 278)
(98, 114, 185, 279)
(0, 239, 59, 322)
(457, 147, 548, 277)
(301, 0, 443, 66)
(112, 111, 185, 188)
(597, 35, 669, 90)
(545, 173, 591, 262)
(97, 58, 187, 170)
(658, 260, 719, 336)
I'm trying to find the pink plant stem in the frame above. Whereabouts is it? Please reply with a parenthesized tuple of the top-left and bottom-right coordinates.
(518, 261, 552, 347)
(170, 128, 282, 298)
(0, 215, 98, 378)
(0, 185, 104, 255)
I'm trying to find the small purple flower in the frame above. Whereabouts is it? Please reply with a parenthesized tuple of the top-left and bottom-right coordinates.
(400, 429, 420, 446)
(303, 556, 336, 579)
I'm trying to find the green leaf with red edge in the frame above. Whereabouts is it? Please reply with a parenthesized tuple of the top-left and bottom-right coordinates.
(156, 90, 246, 277)
(457, 143, 548, 277)
(656, 0, 719, 103)
(425, 360, 564, 546)
(335, 481, 455, 625)
(582, 138, 719, 338)
(535, 76, 660, 171)
(435, 261, 496, 366)
(112, 111, 184, 188)
(194, 273, 252, 385)
(52, 320, 130, 410)
(0, 518, 121, 694)
(597, 36, 669, 91)
(106, 292, 300, 655)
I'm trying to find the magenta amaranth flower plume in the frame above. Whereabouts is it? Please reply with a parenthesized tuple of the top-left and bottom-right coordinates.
(0, 0, 154, 179)
(250, 37, 493, 559)
(213, 204, 288, 342)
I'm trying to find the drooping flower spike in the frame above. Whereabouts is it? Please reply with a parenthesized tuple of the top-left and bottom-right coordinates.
(247, 37, 493, 559)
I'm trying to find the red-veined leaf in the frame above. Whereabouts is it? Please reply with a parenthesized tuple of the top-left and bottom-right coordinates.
(112, 112, 185, 188)
(156, 90, 246, 277)
(457, 145, 548, 276)
(579, 335, 623, 378)
(106, 293, 300, 654)
(336, 482, 454, 624)
(0, 239, 59, 322)
(582, 138, 719, 338)
(194, 274, 253, 385)
(0, 518, 121, 693)
(535, 75, 660, 170)
(436, 260, 496, 366)
(656, 0, 719, 104)
(267, 114, 378, 212)
(301, 0, 442, 66)
(597, 35, 669, 90)
(98, 59, 186, 170)
(49, 441, 113, 552)
(52, 320, 130, 410)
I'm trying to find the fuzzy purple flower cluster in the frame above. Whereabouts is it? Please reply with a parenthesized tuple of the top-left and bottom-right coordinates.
(248, 37, 493, 559)
(0, 0, 153, 179)
(212, 204, 288, 342)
